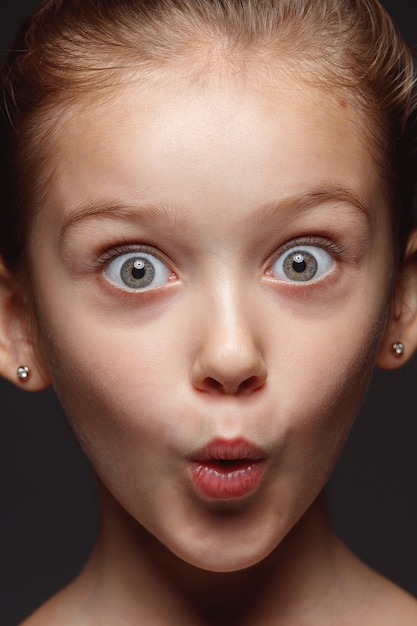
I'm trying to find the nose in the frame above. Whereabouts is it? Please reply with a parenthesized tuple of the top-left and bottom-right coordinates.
(191, 291, 267, 396)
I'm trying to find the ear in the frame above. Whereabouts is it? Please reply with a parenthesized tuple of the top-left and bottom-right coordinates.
(377, 230, 417, 369)
(0, 258, 51, 391)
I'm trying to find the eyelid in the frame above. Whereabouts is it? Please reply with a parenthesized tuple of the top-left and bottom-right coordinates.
(89, 242, 167, 270)
(272, 236, 345, 259)
(266, 236, 343, 284)
(89, 242, 177, 293)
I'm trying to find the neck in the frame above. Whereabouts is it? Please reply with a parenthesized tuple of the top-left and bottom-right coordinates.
(75, 487, 351, 626)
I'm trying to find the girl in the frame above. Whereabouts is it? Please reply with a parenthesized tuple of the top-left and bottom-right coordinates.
(1, 0, 417, 623)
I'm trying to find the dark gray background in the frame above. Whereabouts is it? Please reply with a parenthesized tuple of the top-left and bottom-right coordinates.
(1, 1, 417, 624)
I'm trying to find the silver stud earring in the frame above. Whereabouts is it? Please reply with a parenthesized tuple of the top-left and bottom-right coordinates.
(17, 365, 30, 381)
(392, 342, 405, 357)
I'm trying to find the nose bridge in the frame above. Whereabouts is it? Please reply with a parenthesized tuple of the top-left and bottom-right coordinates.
(191, 277, 267, 395)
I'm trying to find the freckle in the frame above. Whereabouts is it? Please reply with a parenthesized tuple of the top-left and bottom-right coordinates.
(336, 97, 347, 109)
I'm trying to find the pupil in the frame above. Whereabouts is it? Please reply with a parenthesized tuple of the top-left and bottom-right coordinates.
(132, 259, 146, 279)
(293, 254, 307, 273)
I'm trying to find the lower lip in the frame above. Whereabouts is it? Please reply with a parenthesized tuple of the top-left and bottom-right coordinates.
(190, 459, 265, 500)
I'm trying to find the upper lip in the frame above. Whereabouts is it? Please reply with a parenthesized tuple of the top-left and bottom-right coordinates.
(189, 437, 265, 463)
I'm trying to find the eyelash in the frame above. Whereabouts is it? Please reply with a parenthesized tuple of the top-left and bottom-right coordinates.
(275, 235, 345, 259)
(88, 242, 162, 271)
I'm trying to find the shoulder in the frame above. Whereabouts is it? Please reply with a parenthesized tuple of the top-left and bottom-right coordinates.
(19, 574, 95, 626)
(326, 537, 417, 626)
(19, 591, 80, 626)
(346, 556, 417, 625)
(371, 581, 417, 625)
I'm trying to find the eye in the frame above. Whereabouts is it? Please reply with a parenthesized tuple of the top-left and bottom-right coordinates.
(104, 251, 172, 291)
(270, 244, 334, 283)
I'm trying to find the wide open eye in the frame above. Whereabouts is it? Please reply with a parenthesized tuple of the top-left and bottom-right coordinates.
(104, 251, 172, 291)
(271, 244, 334, 283)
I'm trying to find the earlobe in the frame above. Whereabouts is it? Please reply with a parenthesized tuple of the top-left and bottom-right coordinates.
(376, 230, 417, 370)
(0, 259, 51, 391)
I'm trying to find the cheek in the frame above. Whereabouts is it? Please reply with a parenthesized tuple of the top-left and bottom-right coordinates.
(258, 327, 379, 540)
(40, 322, 171, 435)
(38, 327, 178, 510)
(32, 294, 201, 495)
(272, 290, 388, 465)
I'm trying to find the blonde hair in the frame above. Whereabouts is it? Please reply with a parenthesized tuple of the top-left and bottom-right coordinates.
(1, 0, 416, 268)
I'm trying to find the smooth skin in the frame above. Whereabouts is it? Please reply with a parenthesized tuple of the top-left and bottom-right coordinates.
(1, 64, 417, 624)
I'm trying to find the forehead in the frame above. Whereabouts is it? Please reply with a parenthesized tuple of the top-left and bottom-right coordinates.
(39, 66, 384, 230)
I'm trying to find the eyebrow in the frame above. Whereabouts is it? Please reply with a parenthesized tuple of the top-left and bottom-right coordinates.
(257, 185, 371, 224)
(59, 184, 370, 241)
(59, 201, 191, 242)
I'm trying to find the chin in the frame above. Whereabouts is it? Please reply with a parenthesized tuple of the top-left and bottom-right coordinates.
(188, 555, 268, 573)
(167, 527, 278, 573)
(179, 545, 275, 573)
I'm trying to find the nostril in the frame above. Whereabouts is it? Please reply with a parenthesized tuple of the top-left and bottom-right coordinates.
(199, 374, 265, 394)
(205, 377, 224, 392)
(238, 375, 264, 393)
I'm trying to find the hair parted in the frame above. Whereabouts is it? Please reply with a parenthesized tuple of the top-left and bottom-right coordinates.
(0, 0, 416, 270)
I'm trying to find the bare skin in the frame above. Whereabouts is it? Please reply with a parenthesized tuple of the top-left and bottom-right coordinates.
(21, 492, 417, 625)
(2, 64, 417, 624)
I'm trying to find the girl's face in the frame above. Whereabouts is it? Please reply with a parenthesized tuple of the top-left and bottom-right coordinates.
(28, 68, 393, 572)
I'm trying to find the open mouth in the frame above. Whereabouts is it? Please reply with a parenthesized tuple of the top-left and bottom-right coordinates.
(189, 438, 266, 500)
(214, 459, 250, 468)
